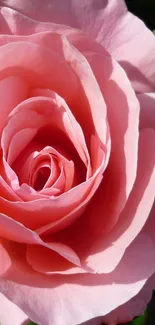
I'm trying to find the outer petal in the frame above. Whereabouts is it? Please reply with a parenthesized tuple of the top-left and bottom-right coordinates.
(84, 49, 139, 230)
(142, 196, 155, 252)
(81, 274, 155, 325)
(52, 128, 155, 274)
(138, 93, 155, 130)
(102, 273, 155, 325)
(0, 0, 76, 25)
(1, 1, 155, 93)
(0, 233, 155, 325)
(0, 293, 29, 325)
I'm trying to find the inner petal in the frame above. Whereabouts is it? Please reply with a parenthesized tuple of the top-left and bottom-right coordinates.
(33, 166, 51, 191)
(30, 153, 60, 192)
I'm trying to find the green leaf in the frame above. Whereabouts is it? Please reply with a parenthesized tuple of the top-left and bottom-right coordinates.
(131, 315, 146, 325)
(122, 314, 147, 325)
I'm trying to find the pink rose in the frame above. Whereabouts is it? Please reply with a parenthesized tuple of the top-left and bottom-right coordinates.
(0, 1, 155, 324)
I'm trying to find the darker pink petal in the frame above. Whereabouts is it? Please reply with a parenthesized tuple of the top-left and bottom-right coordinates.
(26, 244, 84, 275)
(0, 76, 28, 132)
(0, 241, 11, 276)
(138, 93, 155, 130)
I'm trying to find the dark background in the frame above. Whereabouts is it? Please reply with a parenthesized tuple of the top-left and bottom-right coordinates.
(125, 0, 155, 30)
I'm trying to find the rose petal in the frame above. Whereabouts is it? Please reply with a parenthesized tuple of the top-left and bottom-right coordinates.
(0, 76, 28, 132)
(68, 0, 155, 93)
(1, 1, 155, 93)
(0, 40, 78, 103)
(0, 213, 39, 244)
(0, 1, 76, 27)
(138, 93, 155, 130)
(7, 128, 38, 166)
(30, 33, 108, 148)
(30, 88, 91, 177)
(36, 173, 102, 235)
(0, 233, 155, 325)
(0, 30, 108, 150)
(0, 212, 81, 267)
(0, 241, 11, 276)
(51, 128, 155, 273)
(81, 274, 155, 325)
(26, 244, 85, 275)
(4, 94, 89, 169)
(0, 292, 29, 325)
(102, 273, 155, 325)
(0, 160, 103, 229)
(87, 129, 155, 273)
(83, 48, 140, 230)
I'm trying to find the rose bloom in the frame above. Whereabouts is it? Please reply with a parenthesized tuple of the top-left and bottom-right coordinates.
(0, 0, 155, 324)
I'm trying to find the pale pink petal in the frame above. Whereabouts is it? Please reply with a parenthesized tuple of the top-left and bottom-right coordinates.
(0, 293, 29, 325)
(68, 0, 155, 93)
(41, 29, 140, 233)
(81, 274, 155, 325)
(51, 129, 155, 273)
(0, 233, 155, 325)
(138, 93, 155, 130)
(83, 48, 140, 230)
(1, 1, 155, 93)
(31, 34, 108, 149)
(0, 213, 40, 244)
(104, 11, 155, 93)
(87, 129, 155, 272)
(102, 273, 155, 325)
(0, 40, 78, 104)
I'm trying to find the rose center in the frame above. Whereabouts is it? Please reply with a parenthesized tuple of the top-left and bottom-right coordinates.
(33, 166, 51, 191)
